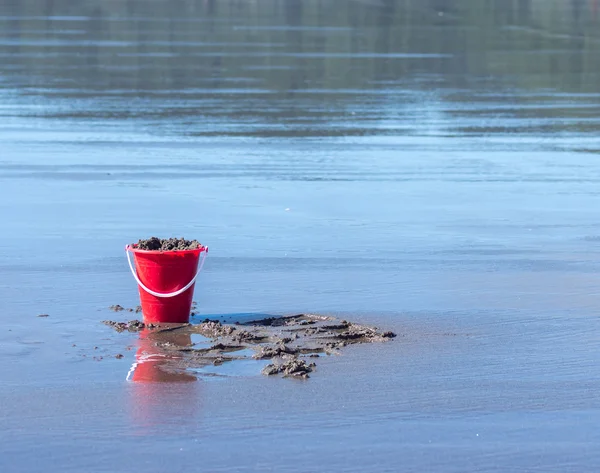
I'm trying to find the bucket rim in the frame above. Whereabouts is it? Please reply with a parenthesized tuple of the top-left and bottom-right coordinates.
(126, 244, 208, 254)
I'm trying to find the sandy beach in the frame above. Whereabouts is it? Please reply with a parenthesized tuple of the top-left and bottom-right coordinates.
(1, 0, 600, 471)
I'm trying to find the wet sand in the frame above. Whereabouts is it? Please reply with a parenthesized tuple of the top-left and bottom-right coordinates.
(103, 313, 396, 379)
(2, 0, 600, 471)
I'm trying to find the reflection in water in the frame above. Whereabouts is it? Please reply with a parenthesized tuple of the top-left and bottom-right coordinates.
(127, 329, 200, 431)
(127, 328, 197, 383)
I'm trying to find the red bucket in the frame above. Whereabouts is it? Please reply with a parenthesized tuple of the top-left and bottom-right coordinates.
(126, 244, 208, 324)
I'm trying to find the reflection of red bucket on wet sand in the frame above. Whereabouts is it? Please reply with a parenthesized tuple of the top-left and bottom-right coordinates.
(127, 330, 201, 430)
(127, 329, 197, 383)
(126, 244, 208, 324)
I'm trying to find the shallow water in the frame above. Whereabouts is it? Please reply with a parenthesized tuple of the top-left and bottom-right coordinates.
(2, 0, 600, 471)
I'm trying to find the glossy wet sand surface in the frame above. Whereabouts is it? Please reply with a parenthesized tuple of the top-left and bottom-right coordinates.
(1, 1, 600, 471)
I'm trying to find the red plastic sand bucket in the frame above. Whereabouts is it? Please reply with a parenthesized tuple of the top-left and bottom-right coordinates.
(126, 244, 208, 324)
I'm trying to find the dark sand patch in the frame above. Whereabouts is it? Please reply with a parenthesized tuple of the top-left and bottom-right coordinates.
(103, 313, 396, 379)
(262, 356, 316, 378)
(102, 319, 156, 333)
(134, 237, 202, 251)
(109, 304, 142, 313)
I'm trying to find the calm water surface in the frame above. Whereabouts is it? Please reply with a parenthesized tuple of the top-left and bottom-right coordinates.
(1, 1, 600, 472)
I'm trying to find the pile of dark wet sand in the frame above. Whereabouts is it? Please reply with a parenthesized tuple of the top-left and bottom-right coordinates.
(134, 237, 202, 251)
(109, 304, 142, 314)
(102, 319, 154, 332)
(103, 313, 396, 379)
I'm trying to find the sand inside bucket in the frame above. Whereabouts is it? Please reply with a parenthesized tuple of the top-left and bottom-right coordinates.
(134, 237, 202, 251)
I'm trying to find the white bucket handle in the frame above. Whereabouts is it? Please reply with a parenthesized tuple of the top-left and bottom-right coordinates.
(126, 246, 208, 298)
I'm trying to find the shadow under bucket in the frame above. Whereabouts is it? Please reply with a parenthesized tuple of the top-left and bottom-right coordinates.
(126, 244, 208, 324)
